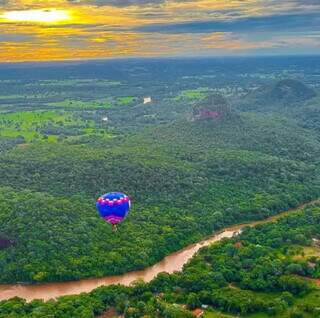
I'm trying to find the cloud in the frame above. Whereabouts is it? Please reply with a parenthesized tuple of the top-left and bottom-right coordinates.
(294, 0, 320, 4)
(67, 0, 165, 6)
(135, 12, 320, 34)
(0, 33, 34, 42)
(0, 0, 320, 61)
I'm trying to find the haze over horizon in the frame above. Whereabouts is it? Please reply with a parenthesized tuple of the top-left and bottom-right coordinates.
(0, 0, 320, 62)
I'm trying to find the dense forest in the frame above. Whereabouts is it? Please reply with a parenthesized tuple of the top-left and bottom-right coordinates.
(0, 112, 319, 283)
(1, 58, 320, 284)
(0, 204, 319, 317)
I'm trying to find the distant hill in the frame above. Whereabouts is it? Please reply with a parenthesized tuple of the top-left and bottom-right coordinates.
(264, 79, 316, 103)
(240, 79, 316, 112)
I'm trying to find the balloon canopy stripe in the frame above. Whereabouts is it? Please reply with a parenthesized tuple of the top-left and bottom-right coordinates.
(104, 215, 124, 225)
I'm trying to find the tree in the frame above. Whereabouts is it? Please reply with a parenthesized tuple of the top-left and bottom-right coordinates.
(186, 293, 201, 310)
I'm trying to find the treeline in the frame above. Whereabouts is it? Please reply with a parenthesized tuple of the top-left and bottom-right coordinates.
(0, 205, 319, 318)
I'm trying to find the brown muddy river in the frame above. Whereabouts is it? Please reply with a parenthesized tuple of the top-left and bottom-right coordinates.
(0, 200, 317, 302)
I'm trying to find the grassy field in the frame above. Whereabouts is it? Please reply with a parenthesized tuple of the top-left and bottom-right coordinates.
(174, 87, 209, 101)
(2, 110, 68, 122)
(293, 245, 320, 260)
(48, 96, 137, 109)
(0, 110, 94, 142)
(117, 96, 136, 105)
(48, 99, 113, 109)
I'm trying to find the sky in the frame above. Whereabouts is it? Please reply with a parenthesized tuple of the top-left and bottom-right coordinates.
(0, 0, 320, 62)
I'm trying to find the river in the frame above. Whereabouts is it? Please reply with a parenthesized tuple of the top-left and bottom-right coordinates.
(0, 200, 317, 302)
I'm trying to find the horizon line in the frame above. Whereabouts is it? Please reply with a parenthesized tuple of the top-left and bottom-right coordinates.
(1, 53, 320, 66)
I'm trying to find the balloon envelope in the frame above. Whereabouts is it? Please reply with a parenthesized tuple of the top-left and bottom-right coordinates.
(96, 192, 130, 225)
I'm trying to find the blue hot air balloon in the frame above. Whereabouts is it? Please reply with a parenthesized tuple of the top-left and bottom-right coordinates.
(96, 192, 131, 230)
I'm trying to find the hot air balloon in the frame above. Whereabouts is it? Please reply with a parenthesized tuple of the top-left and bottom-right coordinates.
(96, 192, 131, 230)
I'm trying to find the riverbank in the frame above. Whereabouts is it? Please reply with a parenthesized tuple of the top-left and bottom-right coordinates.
(0, 199, 318, 302)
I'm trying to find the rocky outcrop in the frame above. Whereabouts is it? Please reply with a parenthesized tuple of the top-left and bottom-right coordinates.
(193, 94, 233, 120)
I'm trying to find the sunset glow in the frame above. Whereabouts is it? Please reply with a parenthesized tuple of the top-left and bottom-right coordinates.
(2, 9, 71, 24)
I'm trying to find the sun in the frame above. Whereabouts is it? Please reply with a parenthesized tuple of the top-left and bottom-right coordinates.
(2, 9, 71, 24)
